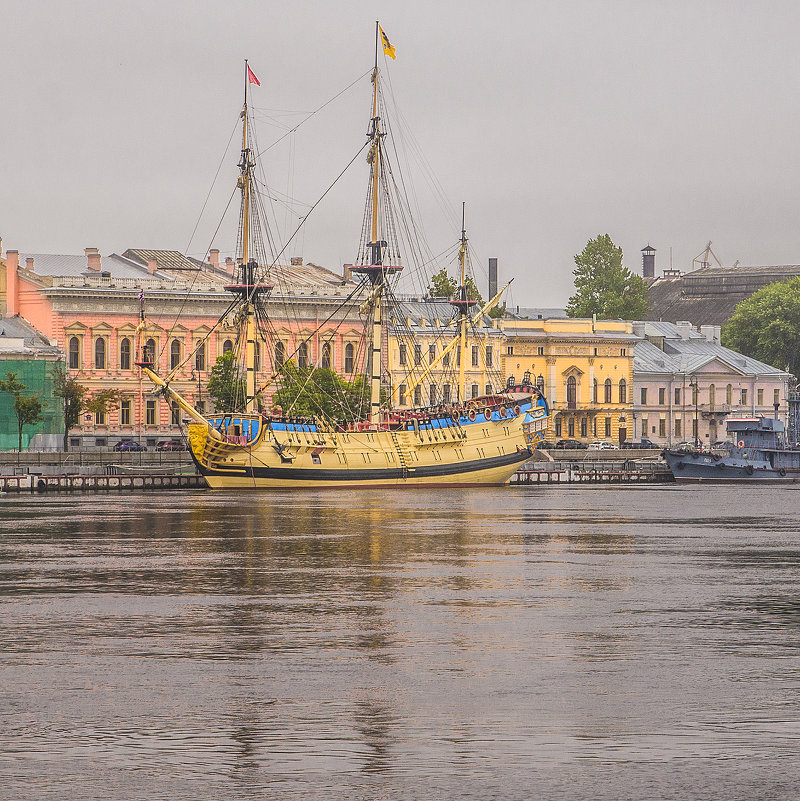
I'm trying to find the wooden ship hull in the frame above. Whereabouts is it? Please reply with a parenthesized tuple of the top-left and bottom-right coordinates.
(188, 399, 547, 489)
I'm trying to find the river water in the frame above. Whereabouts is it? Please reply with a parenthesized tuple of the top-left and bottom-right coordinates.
(1, 485, 799, 800)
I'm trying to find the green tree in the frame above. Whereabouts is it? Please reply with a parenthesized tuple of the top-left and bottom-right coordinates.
(566, 234, 650, 320)
(52, 364, 87, 451)
(0, 372, 45, 452)
(425, 268, 484, 305)
(85, 389, 121, 423)
(721, 278, 800, 375)
(272, 362, 384, 422)
(207, 351, 245, 412)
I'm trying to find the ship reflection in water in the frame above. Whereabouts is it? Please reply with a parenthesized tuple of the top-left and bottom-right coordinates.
(2, 486, 800, 799)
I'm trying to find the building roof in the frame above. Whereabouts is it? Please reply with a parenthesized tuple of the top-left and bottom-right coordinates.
(0, 315, 61, 357)
(634, 321, 790, 377)
(122, 249, 201, 272)
(19, 252, 171, 280)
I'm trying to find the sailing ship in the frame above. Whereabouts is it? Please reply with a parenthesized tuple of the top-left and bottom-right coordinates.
(136, 27, 549, 488)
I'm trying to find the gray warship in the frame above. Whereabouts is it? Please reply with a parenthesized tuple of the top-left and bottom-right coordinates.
(664, 413, 800, 482)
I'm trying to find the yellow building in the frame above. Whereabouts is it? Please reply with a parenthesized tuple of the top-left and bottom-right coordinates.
(497, 317, 636, 444)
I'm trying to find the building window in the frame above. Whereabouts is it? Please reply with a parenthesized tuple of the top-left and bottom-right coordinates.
(726, 384, 732, 405)
(580, 417, 587, 437)
(774, 388, 780, 406)
(507, 345, 514, 356)
(170, 339, 181, 369)
(94, 337, 106, 370)
(537, 346, 544, 356)
(146, 399, 157, 426)
(757, 388, 764, 406)
(120, 337, 131, 370)
(321, 341, 332, 370)
(620, 348, 627, 356)
(692, 418, 698, 438)
(223, 339, 233, 355)
(399, 343, 407, 366)
(592, 418, 597, 436)
(145, 338, 156, 365)
(675, 418, 681, 437)
(443, 351, 450, 368)
(442, 383, 451, 403)
(120, 399, 132, 426)
(171, 401, 180, 425)
(555, 417, 562, 436)
(298, 341, 309, 369)
(659, 418, 666, 437)
(674, 387, 681, 405)
(618, 378, 627, 404)
(399, 383, 407, 406)
(195, 343, 206, 372)
(414, 385, 422, 406)
(658, 387, 666, 405)
(485, 383, 492, 396)
(344, 343, 354, 374)
(741, 388, 748, 405)
(274, 341, 286, 369)
(94, 410, 106, 425)
(709, 384, 715, 407)
(640, 387, 647, 405)
(68, 336, 80, 369)
(471, 345, 479, 367)
(604, 379, 612, 404)
(414, 344, 422, 365)
(195, 400, 206, 415)
(691, 383, 698, 405)
(566, 375, 577, 408)
(593, 379, 599, 403)
(604, 417, 611, 437)
(568, 417, 575, 437)
(485, 346, 493, 367)
(429, 344, 436, 365)
(429, 383, 437, 405)
(471, 383, 479, 399)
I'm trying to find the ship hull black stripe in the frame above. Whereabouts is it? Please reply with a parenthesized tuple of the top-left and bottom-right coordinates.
(197, 448, 532, 482)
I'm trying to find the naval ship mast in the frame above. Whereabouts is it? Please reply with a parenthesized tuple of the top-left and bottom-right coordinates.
(451, 203, 479, 402)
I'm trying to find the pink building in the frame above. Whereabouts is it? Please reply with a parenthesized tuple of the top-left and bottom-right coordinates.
(1, 245, 365, 446)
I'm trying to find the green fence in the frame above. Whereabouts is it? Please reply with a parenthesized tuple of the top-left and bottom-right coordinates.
(0, 359, 64, 451)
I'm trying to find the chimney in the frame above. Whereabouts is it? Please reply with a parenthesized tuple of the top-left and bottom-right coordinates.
(488, 257, 498, 301)
(85, 247, 101, 271)
(6, 250, 19, 316)
(343, 264, 354, 281)
(225, 257, 236, 276)
(208, 249, 220, 270)
(699, 324, 720, 344)
(641, 244, 656, 279)
(290, 256, 303, 266)
(147, 258, 158, 275)
(25, 257, 35, 272)
(676, 321, 693, 340)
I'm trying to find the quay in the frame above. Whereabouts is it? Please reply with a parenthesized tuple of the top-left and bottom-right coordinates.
(0, 473, 207, 493)
(510, 467, 673, 484)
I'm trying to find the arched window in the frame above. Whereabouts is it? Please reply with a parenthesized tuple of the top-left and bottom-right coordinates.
(94, 337, 106, 370)
(170, 339, 181, 369)
(298, 341, 309, 369)
(119, 337, 131, 370)
(195, 342, 206, 372)
(726, 383, 732, 405)
(68, 336, 80, 369)
(274, 341, 285, 369)
(618, 378, 627, 404)
(145, 338, 156, 365)
(344, 343, 354, 374)
(604, 378, 612, 404)
(321, 341, 332, 370)
(593, 378, 598, 403)
(566, 375, 577, 408)
(222, 339, 233, 355)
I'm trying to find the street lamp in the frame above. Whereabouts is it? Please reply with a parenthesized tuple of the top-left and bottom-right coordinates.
(689, 374, 699, 448)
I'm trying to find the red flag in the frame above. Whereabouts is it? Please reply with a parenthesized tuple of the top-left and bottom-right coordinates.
(247, 65, 261, 86)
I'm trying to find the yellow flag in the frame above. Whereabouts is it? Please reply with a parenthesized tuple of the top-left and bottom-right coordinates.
(379, 25, 396, 60)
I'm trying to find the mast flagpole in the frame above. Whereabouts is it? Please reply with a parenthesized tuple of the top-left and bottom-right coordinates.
(241, 59, 256, 410)
(458, 203, 468, 402)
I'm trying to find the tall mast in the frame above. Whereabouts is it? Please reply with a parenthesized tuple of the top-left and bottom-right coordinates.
(225, 59, 272, 413)
(352, 21, 402, 423)
(450, 202, 477, 403)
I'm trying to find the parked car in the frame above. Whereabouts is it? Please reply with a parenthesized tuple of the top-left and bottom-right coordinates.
(156, 439, 188, 452)
(554, 438, 587, 449)
(538, 440, 555, 450)
(588, 440, 619, 450)
(113, 439, 147, 452)
(622, 438, 658, 449)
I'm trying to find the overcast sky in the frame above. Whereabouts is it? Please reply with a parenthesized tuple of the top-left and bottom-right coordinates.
(3, 0, 800, 307)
